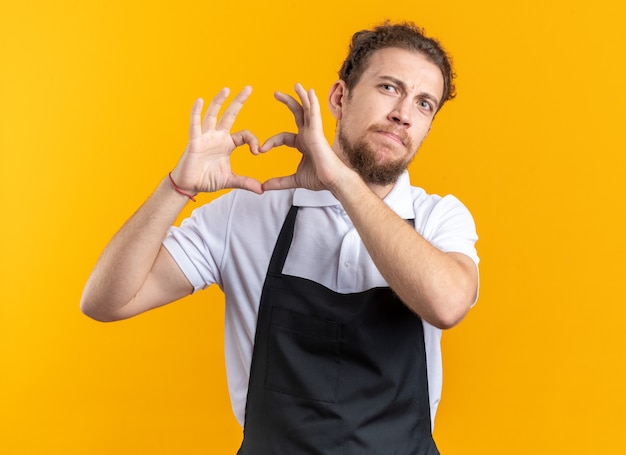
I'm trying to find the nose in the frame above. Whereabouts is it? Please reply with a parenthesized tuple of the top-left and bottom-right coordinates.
(388, 98, 412, 128)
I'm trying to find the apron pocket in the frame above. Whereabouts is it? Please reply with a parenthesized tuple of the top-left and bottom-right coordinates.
(265, 306, 342, 403)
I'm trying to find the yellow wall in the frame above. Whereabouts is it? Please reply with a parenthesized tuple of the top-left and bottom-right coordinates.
(2, 0, 625, 453)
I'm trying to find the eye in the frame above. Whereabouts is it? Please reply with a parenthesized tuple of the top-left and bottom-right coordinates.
(418, 99, 433, 112)
(380, 84, 397, 93)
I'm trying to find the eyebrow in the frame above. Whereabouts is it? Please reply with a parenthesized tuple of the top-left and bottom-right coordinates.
(379, 75, 441, 110)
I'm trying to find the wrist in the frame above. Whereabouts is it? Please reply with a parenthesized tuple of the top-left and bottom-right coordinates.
(168, 172, 197, 202)
(327, 167, 363, 200)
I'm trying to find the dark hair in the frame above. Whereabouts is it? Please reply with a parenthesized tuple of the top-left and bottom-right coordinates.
(338, 21, 456, 110)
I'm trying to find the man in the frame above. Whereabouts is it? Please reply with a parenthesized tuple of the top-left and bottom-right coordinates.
(81, 21, 479, 454)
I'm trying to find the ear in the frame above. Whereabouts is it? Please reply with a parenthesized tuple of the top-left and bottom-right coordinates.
(328, 80, 348, 120)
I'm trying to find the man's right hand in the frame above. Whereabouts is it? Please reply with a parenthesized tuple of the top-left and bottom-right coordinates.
(171, 86, 264, 195)
(81, 86, 265, 322)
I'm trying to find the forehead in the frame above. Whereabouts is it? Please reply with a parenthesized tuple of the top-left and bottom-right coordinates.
(360, 47, 444, 98)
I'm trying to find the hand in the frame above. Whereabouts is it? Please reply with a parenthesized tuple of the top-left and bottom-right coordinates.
(171, 86, 263, 195)
(261, 83, 349, 193)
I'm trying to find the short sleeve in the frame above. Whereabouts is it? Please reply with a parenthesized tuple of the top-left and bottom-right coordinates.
(162, 192, 236, 293)
(419, 194, 479, 266)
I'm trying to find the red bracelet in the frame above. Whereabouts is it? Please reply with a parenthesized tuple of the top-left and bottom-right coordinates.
(168, 172, 197, 202)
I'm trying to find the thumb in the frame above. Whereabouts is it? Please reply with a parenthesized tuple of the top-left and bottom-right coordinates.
(262, 175, 299, 192)
(229, 174, 264, 195)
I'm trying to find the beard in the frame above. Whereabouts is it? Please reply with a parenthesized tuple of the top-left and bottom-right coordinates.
(338, 124, 416, 186)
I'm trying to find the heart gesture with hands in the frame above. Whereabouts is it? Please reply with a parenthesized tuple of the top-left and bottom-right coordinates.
(171, 86, 264, 195)
(172, 83, 352, 199)
(261, 83, 350, 194)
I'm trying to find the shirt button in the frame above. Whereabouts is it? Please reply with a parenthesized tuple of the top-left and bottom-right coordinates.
(344, 261, 351, 268)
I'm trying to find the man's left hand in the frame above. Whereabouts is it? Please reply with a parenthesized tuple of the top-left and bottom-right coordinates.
(260, 83, 354, 193)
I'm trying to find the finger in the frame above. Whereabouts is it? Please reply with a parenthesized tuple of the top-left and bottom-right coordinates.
(231, 129, 261, 155)
(306, 87, 322, 129)
(202, 88, 230, 132)
(216, 86, 253, 132)
(307, 88, 320, 118)
(262, 175, 298, 192)
(274, 91, 304, 127)
(295, 84, 322, 130)
(294, 83, 311, 115)
(229, 175, 264, 195)
(189, 98, 204, 139)
(259, 132, 298, 153)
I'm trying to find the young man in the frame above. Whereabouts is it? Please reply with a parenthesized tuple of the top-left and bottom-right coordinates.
(81, 22, 479, 454)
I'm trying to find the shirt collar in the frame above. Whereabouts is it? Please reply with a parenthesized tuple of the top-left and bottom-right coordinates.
(292, 171, 415, 220)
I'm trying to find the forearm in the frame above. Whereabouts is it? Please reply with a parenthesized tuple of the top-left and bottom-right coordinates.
(80, 177, 191, 321)
(332, 174, 477, 329)
(80, 88, 261, 321)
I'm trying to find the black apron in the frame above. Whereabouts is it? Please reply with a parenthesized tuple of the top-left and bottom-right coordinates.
(237, 206, 439, 454)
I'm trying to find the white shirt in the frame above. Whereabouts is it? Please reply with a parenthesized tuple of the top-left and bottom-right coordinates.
(163, 171, 479, 429)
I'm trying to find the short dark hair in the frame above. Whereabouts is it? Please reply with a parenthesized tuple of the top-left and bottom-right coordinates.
(338, 21, 456, 110)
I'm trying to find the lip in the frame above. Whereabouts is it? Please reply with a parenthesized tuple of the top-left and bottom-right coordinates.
(378, 131, 406, 146)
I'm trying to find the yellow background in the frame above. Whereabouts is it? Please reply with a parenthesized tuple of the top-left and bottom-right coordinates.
(1, 0, 625, 453)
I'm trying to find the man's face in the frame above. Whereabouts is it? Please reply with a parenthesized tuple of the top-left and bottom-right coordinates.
(334, 47, 444, 185)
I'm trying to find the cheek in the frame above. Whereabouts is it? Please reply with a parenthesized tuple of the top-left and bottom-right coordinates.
(409, 126, 431, 150)
(347, 97, 382, 122)
(414, 121, 433, 141)
(348, 107, 371, 126)
(339, 110, 367, 137)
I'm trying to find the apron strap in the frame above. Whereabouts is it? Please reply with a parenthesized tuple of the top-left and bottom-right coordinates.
(268, 206, 414, 274)
(267, 205, 299, 275)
